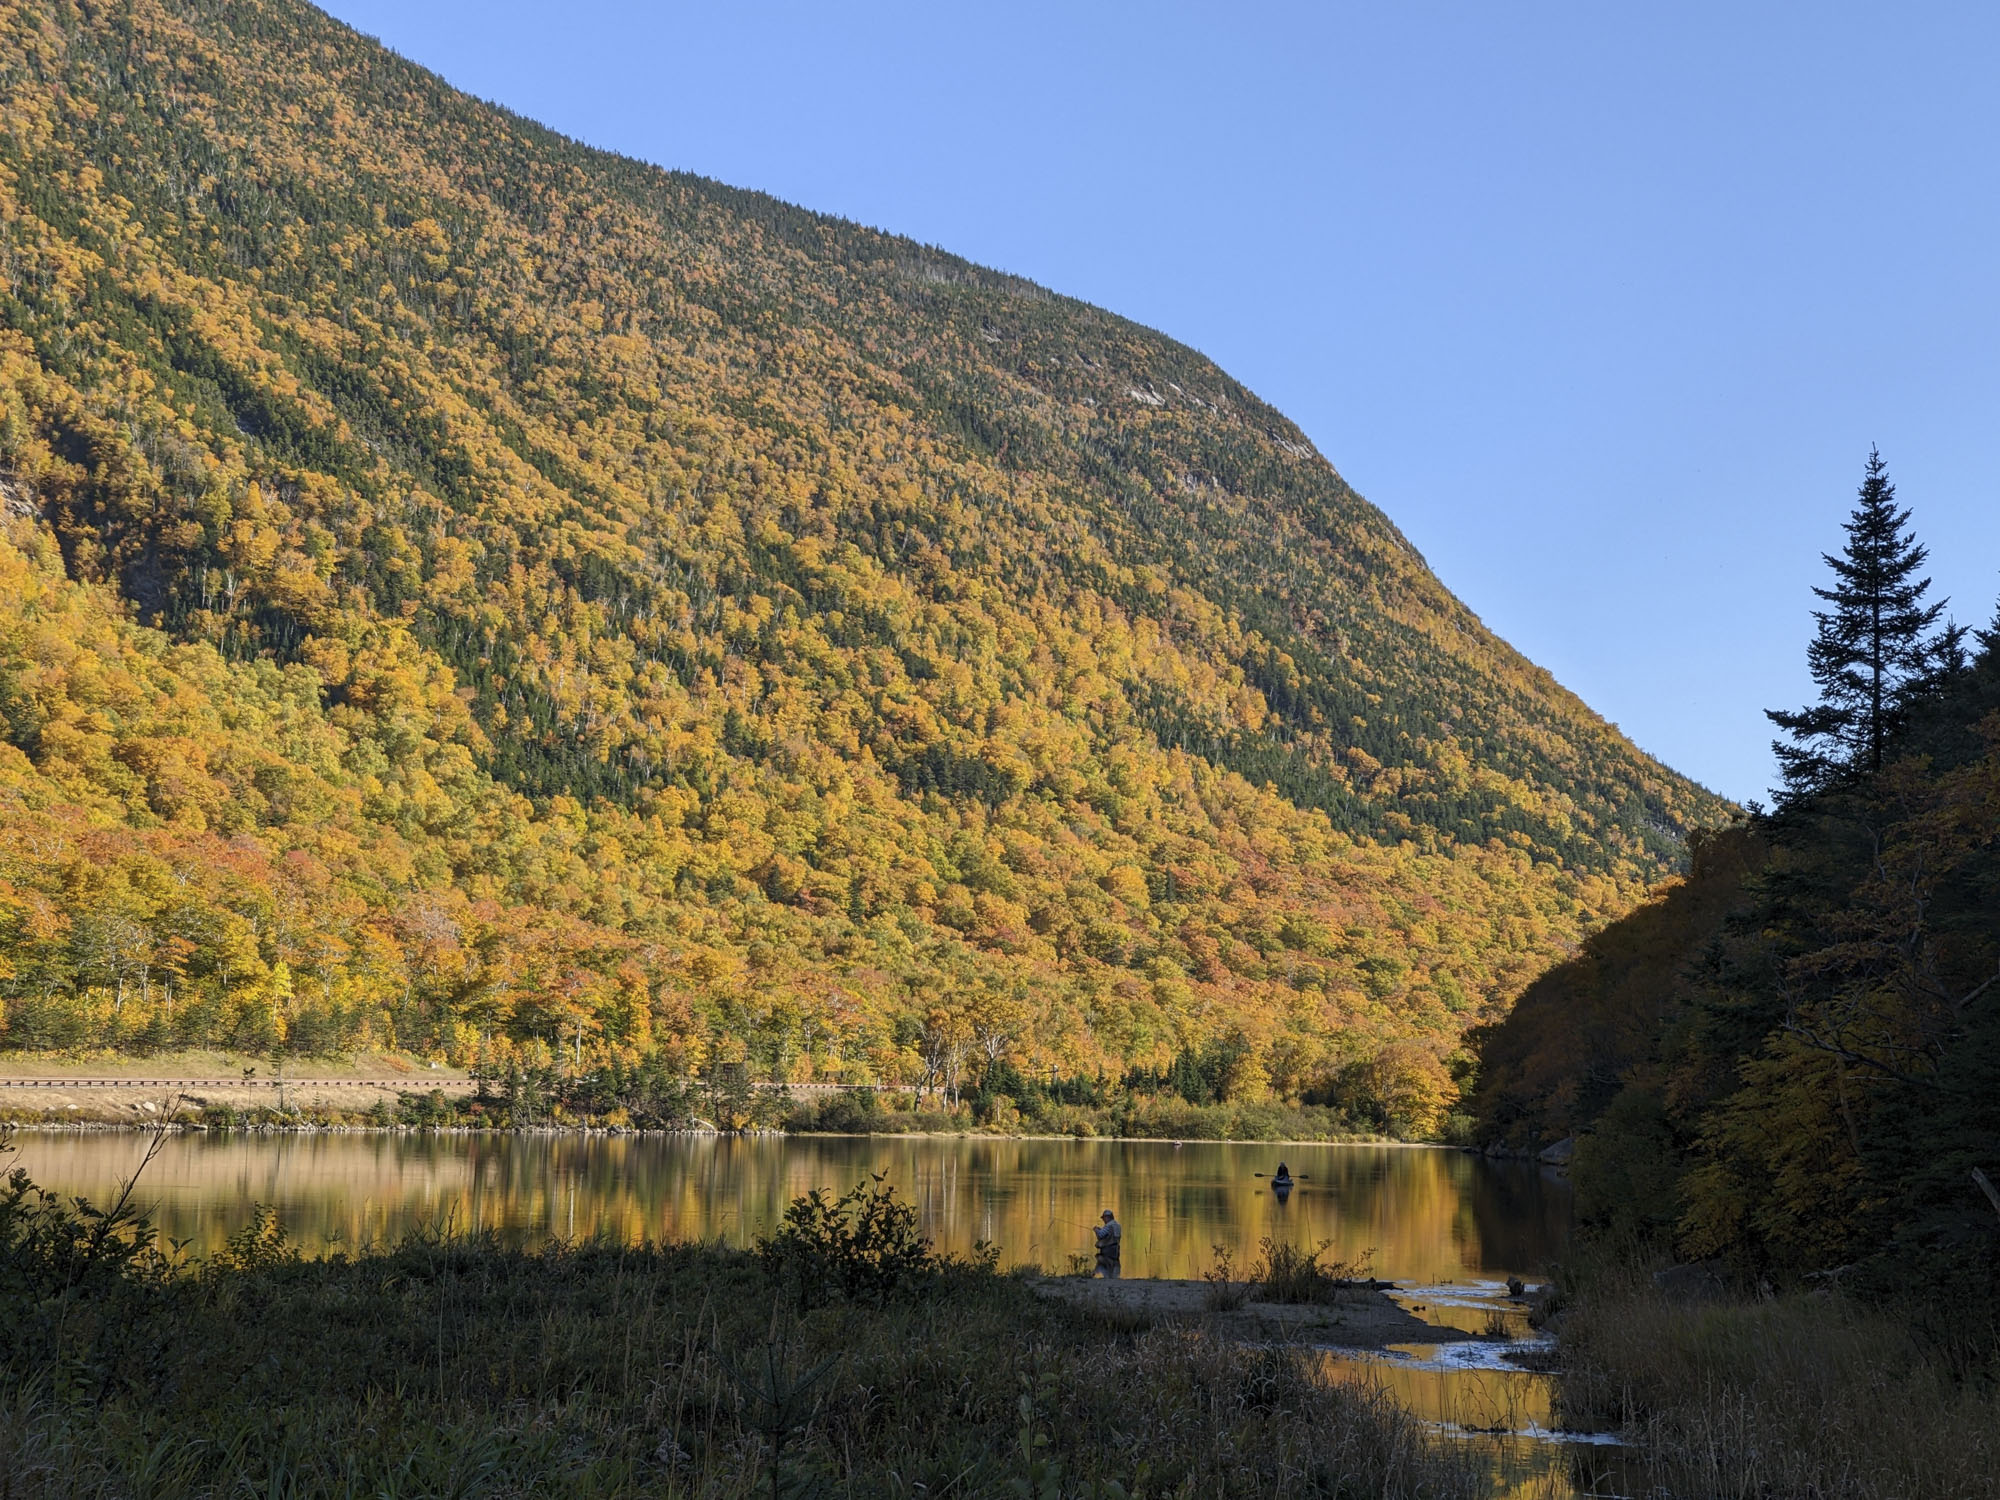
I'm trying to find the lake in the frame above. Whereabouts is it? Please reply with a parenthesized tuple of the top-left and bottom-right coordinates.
(9, 1131, 1565, 1275)
(10, 1131, 1625, 1497)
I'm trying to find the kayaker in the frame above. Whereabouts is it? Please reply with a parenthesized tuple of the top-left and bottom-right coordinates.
(1273, 1160, 1293, 1185)
(1093, 1209, 1122, 1278)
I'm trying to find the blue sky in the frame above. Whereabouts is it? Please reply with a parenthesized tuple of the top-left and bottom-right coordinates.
(319, 1, 2000, 804)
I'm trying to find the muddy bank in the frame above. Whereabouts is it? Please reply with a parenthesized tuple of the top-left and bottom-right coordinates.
(1036, 1276, 1446, 1350)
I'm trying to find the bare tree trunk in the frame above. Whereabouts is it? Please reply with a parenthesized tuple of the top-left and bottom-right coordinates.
(1974, 1168, 2000, 1227)
(1833, 1056, 1864, 1162)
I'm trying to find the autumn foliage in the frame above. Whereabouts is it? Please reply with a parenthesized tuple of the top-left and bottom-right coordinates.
(1477, 627, 2000, 1299)
(0, 0, 1727, 1125)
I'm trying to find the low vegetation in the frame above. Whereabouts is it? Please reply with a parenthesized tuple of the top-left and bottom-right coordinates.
(1554, 1253, 1999, 1500)
(1191, 1238, 1383, 1312)
(780, 1083, 1381, 1142)
(1200, 1244, 1254, 1311)
(0, 1056, 1403, 1140)
(1251, 1238, 1376, 1305)
(0, 1133, 1486, 1499)
(757, 1174, 996, 1310)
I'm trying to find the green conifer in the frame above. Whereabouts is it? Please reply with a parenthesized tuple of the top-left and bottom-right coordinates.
(1767, 447, 1947, 799)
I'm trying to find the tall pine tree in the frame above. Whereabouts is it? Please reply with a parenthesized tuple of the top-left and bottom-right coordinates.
(1767, 447, 1946, 799)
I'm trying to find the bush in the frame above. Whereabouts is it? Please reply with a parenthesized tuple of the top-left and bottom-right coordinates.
(1438, 1112, 1479, 1147)
(787, 1089, 891, 1134)
(1227, 1103, 1292, 1141)
(0, 1162, 170, 1301)
(396, 1089, 460, 1127)
(1253, 1238, 1373, 1305)
(758, 1174, 986, 1309)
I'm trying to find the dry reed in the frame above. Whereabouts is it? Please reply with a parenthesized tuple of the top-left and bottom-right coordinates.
(1558, 1261, 2000, 1500)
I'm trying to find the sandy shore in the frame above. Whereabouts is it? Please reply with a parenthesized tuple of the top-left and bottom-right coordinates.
(1035, 1276, 1443, 1350)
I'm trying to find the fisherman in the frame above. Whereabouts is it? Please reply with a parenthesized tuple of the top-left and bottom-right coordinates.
(1093, 1209, 1123, 1278)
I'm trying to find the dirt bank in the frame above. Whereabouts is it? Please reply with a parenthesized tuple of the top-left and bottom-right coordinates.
(1037, 1276, 1442, 1350)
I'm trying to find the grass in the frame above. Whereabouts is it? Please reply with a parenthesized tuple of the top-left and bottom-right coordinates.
(0, 1140, 1489, 1499)
(1555, 1254, 2000, 1500)
(1251, 1238, 1376, 1306)
(1201, 1244, 1255, 1311)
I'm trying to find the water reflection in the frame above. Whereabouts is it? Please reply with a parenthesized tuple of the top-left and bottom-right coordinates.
(10, 1133, 1570, 1281)
(1318, 1278, 1639, 1500)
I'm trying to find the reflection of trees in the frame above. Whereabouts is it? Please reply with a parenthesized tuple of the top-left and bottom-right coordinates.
(1459, 1160, 1575, 1277)
(19, 1137, 1572, 1280)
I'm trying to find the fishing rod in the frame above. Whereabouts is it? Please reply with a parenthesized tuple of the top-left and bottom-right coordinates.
(1047, 1213, 1105, 1232)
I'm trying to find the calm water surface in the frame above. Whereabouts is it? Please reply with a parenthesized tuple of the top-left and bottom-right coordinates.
(13, 1132, 1565, 1276)
(16, 1132, 1626, 1497)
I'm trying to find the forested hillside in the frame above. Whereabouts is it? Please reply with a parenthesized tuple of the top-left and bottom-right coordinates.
(0, 0, 1727, 1122)
(1476, 578, 1998, 1300)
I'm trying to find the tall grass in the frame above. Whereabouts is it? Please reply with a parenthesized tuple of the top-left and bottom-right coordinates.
(1253, 1238, 1375, 1304)
(1201, 1243, 1255, 1310)
(1557, 1257, 2000, 1499)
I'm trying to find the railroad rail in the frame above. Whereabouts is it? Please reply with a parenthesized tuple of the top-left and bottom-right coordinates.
(0, 1077, 476, 1090)
(0, 1076, 909, 1092)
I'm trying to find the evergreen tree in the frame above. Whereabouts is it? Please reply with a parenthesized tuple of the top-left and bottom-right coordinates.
(1767, 448, 1946, 799)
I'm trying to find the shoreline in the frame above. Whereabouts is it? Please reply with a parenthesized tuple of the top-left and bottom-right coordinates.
(0, 1055, 1443, 1147)
(1034, 1275, 1451, 1350)
(0, 1116, 1439, 1147)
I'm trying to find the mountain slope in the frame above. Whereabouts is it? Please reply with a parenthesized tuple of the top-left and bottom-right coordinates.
(0, 0, 1729, 1114)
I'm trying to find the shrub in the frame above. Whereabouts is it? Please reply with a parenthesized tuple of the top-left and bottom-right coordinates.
(758, 1174, 985, 1309)
(1438, 1112, 1479, 1147)
(788, 1090, 890, 1134)
(1252, 1238, 1373, 1305)
(396, 1089, 459, 1127)
(1228, 1103, 1291, 1141)
(1202, 1244, 1255, 1311)
(206, 1205, 294, 1276)
(0, 1162, 169, 1301)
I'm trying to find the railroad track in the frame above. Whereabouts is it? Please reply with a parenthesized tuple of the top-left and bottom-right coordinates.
(0, 1077, 476, 1090)
(0, 1077, 910, 1092)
